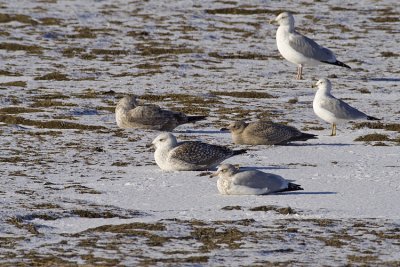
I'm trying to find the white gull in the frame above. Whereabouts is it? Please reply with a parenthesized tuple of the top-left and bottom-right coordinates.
(313, 78, 380, 136)
(274, 12, 350, 79)
(211, 164, 303, 195)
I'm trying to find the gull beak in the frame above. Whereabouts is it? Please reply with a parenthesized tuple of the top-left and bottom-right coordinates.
(209, 171, 219, 178)
(220, 123, 234, 132)
(146, 142, 155, 151)
(311, 82, 317, 89)
(268, 19, 276, 25)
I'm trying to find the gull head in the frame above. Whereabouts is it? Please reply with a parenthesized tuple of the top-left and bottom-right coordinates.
(227, 120, 248, 134)
(117, 95, 139, 109)
(210, 164, 238, 178)
(275, 12, 295, 27)
(151, 132, 177, 150)
(315, 78, 332, 92)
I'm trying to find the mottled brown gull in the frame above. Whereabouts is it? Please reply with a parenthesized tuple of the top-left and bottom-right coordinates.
(115, 95, 206, 131)
(273, 12, 350, 80)
(211, 164, 303, 195)
(151, 133, 247, 171)
(313, 78, 380, 136)
(226, 120, 317, 145)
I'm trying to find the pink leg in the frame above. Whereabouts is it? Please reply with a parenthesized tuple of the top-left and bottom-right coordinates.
(296, 65, 303, 80)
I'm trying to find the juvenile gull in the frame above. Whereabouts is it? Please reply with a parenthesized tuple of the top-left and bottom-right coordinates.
(274, 12, 351, 79)
(211, 164, 303, 195)
(226, 120, 317, 145)
(151, 133, 247, 171)
(115, 95, 206, 131)
(313, 78, 380, 136)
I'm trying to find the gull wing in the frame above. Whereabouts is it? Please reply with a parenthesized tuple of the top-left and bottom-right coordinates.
(170, 141, 233, 166)
(127, 105, 184, 127)
(319, 97, 366, 120)
(289, 31, 335, 62)
(248, 121, 300, 141)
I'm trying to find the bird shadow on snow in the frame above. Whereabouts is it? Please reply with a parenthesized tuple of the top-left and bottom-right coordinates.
(276, 191, 337, 195)
(289, 143, 353, 147)
(175, 129, 228, 134)
(240, 166, 291, 171)
(366, 77, 400, 82)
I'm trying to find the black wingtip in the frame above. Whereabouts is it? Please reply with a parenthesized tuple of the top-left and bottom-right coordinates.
(277, 182, 304, 193)
(289, 133, 318, 142)
(335, 60, 351, 69)
(287, 182, 304, 192)
(322, 60, 351, 69)
(187, 115, 207, 123)
(367, 115, 381, 121)
(233, 149, 247, 156)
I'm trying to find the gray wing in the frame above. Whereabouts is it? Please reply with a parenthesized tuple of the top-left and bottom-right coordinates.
(127, 105, 186, 127)
(249, 121, 301, 141)
(320, 97, 367, 120)
(170, 141, 233, 166)
(289, 31, 335, 62)
(234, 171, 285, 191)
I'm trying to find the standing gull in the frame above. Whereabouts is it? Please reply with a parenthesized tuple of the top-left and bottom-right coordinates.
(313, 78, 380, 136)
(225, 120, 317, 145)
(115, 95, 206, 131)
(274, 12, 351, 79)
(151, 133, 247, 171)
(211, 164, 303, 195)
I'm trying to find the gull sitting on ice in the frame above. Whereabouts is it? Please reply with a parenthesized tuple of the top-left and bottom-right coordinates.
(211, 164, 303, 195)
(115, 95, 206, 131)
(225, 120, 317, 145)
(313, 78, 380, 136)
(151, 133, 247, 171)
(274, 12, 351, 79)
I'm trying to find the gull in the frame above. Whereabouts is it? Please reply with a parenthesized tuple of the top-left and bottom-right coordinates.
(274, 12, 351, 80)
(225, 120, 317, 145)
(151, 133, 247, 171)
(211, 164, 303, 195)
(313, 78, 380, 136)
(115, 95, 206, 131)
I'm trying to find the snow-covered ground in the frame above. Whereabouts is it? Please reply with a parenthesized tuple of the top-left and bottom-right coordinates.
(0, 0, 399, 265)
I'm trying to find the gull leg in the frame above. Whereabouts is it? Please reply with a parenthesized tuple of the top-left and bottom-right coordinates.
(296, 65, 303, 80)
(330, 123, 337, 136)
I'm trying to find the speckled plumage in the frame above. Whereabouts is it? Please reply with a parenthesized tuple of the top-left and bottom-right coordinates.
(227, 120, 317, 145)
(115, 95, 206, 131)
(152, 133, 246, 171)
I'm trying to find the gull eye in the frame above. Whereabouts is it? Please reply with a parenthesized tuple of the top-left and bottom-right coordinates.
(159, 138, 164, 142)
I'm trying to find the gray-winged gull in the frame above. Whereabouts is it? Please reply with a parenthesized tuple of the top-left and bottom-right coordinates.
(313, 78, 380, 136)
(115, 95, 206, 131)
(274, 12, 350, 79)
(151, 133, 247, 171)
(211, 164, 303, 195)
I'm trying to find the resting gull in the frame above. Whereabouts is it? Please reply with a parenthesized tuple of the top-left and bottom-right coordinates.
(274, 12, 351, 79)
(115, 95, 206, 131)
(151, 133, 247, 171)
(313, 78, 380, 136)
(211, 164, 303, 195)
(225, 120, 317, 145)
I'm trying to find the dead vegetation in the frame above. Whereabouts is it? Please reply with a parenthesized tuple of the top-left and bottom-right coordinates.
(0, 43, 43, 54)
(0, 114, 105, 130)
(354, 133, 390, 142)
(210, 90, 275, 98)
